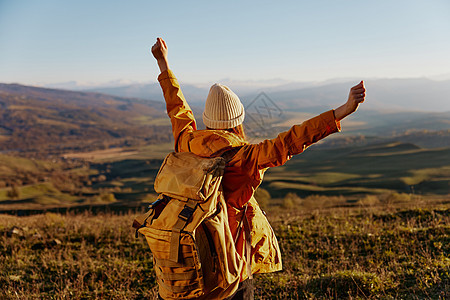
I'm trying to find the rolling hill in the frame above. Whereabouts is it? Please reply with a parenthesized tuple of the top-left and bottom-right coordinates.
(1, 81, 449, 158)
(262, 141, 450, 198)
(0, 83, 171, 156)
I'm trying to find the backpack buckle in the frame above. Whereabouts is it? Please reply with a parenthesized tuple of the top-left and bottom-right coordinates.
(179, 205, 195, 221)
(148, 195, 168, 209)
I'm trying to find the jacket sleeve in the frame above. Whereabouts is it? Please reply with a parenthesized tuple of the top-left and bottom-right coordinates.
(243, 110, 341, 172)
(158, 70, 196, 151)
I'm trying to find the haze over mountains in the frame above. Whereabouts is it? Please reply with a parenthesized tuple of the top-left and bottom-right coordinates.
(1, 78, 449, 156)
(45, 77, 450, 113)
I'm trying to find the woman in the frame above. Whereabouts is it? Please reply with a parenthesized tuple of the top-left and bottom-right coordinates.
(151, 37, 366, 299)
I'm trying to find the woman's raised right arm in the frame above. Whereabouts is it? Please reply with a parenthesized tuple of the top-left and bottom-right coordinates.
(239, 82, 366, 176)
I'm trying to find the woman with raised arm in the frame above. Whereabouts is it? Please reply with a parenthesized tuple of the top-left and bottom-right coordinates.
(151, 37, 365, 300)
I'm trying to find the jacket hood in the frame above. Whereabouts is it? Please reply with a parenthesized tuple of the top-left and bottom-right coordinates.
(186, 129, 248, 157)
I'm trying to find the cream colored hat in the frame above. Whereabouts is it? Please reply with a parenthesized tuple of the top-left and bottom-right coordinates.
(202, 83, 245, 129)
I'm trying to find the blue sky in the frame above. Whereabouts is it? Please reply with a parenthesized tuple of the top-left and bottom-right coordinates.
(1, 0, 449, 86)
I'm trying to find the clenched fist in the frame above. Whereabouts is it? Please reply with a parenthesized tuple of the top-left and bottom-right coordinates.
(151, 37, 169, 73)
(334, 81, 366, 121)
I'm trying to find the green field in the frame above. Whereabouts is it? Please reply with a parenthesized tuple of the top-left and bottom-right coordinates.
(262, 142, 450, 198)
(1, 141, 449, 214)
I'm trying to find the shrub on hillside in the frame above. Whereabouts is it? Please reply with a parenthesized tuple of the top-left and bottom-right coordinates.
(254, 188, 271, 209)
(282, 192, 301, 209)
(383, 192, 412, 206)
(96, 193, 116, 203)
(359, 194, 381, 206)
(6, 185, 21, 200)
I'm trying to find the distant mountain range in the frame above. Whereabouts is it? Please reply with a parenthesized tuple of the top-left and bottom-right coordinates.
(73, 77, 450, 113)
(83, 77, 450, 142)
(1, 81, 449, 156)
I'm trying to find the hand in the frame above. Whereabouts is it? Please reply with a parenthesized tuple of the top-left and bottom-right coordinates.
(151, 37, 168, 60)
(346, 81, 366, 114)
(334, 81, 366, 121)
(151, 37, 169, 72)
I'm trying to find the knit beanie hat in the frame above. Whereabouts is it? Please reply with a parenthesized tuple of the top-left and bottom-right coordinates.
(202, 83, 245, 129)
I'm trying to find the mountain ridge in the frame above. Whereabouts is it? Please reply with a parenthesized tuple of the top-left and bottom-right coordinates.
(75, 77, 450, 112)
(1, 82, 449, 157)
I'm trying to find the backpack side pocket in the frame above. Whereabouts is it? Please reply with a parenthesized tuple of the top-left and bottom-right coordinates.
(139, 227, 204, 299)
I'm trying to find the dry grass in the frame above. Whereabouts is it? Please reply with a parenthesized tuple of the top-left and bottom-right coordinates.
(1, 196, 449, 299)
(62, 148, 139, 162)
(1, 212, 157, 299)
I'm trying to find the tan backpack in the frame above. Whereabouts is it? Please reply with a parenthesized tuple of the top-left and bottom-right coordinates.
(133, 151, 248, 299)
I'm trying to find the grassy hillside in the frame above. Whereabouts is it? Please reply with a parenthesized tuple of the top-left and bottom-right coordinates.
(0, 83, 171, 156)
(66, 141, 450, 205)
(0, 146, 168, 213)
(262, 142, 450, 198)
(1, 82, 448, 299)
(0, 153, 97, 210)
(1, 200, 448, 299)
(1, 141, 448, 214)
(0, 111, 448, 299)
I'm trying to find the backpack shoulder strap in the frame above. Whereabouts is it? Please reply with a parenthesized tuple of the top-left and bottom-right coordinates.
(242, 208, 253, 279)
(233, 203, 253, 279)
(169, 198, 197, 262)
(218, 146, 242, 163)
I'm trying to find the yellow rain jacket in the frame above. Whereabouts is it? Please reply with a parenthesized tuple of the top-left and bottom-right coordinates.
(158, 70, 341, 278)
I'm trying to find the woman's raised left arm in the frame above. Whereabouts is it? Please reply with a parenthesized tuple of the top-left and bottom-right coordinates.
(152, 38, 197, 151)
